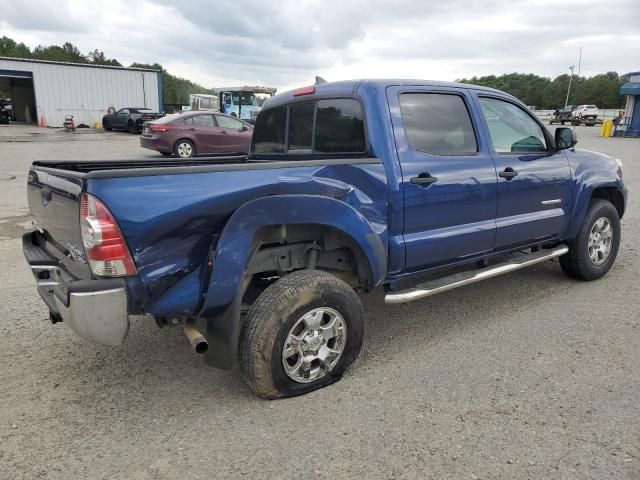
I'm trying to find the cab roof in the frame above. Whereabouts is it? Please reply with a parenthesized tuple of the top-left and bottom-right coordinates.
(264, 79, 513, 109)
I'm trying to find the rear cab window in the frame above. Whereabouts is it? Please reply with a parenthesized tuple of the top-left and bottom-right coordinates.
(251, 98, 366, 157)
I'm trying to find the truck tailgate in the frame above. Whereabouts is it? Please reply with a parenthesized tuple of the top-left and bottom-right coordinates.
(27, 167, 92, 280)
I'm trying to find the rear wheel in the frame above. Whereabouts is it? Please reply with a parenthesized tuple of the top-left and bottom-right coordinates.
(174, 139, 195, 158)
(239, 270, 364, 399)
(560, 199, 621, 280)
(127, 120, 137, 134)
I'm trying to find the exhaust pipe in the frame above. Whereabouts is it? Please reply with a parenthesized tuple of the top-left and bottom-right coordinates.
(183, 322, 209, 354)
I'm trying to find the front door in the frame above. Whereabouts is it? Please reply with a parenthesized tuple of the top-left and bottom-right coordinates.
(473, 95, 573, 250)
(215, 115, 250, 153)
(388, 86, 498, 271)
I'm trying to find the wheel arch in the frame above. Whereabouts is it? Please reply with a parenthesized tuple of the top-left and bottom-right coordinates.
(198, 194, 388, 369)
(592, 186, 625, 219)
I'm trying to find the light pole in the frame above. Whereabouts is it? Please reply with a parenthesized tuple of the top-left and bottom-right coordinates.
(564, 65, 575, 108)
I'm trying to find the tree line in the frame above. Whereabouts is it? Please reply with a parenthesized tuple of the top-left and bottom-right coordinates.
(0, 36, 211, 104)
(457, 72, 627, 109)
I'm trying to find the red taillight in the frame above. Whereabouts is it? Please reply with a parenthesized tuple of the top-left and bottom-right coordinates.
(149, 124, 171, 133)
(293, 86, 315, 97)
(80, 193, 137, 277)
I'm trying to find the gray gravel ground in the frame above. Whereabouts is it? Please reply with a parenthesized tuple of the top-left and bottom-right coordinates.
(1, 125, 638, 479)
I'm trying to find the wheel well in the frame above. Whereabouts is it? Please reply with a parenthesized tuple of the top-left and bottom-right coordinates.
(592, 187, 624, 218)
(244, 224, 374, 296)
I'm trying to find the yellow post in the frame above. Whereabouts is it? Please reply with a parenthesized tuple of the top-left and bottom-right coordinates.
(604, 120, 613, 137)
(600, 121, 607, 136)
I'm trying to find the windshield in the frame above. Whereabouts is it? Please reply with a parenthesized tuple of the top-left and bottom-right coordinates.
(231, 93, 258, 106)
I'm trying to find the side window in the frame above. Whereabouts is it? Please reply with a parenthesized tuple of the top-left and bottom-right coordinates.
(478, 97, 547, 153)
(252, 106, 287, 153)
(314, 99, 365, 153)
(288, 103, 314, 152)
(183, 117, 194, 125)
(399, 93, 478, 156)
(216, 115, 244, 130)
(118, 108, 129, 115)
(192, 114, 215, 127)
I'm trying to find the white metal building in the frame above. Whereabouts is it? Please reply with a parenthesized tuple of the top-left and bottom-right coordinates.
(0, 57, 161, 128)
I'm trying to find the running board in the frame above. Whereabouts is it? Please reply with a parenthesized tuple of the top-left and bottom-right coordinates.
(385, 244, 569, 305)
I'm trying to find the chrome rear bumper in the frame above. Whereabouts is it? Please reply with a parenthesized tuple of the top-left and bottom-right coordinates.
(23, 232, 130, 346)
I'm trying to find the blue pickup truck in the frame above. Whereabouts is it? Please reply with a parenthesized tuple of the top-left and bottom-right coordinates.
(23, 79, 627, 398)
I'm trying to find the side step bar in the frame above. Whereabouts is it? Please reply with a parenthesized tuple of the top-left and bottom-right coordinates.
(385, 244, 569, 305)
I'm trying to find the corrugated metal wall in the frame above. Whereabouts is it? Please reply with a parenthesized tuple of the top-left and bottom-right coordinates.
(0, 58, 160, 127)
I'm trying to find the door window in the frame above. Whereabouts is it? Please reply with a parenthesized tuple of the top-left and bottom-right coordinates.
(399, 93, 478, 156)
(117, 108, 129, 115)
(478, 97, 547, 153)
(216, 115, 245, 130)
(192, 114, 215, 127)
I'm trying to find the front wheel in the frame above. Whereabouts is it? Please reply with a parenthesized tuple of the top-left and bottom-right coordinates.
(102, 119, 112, 131)
(560, 199, 621, 280)
(239, 270, 364, 399)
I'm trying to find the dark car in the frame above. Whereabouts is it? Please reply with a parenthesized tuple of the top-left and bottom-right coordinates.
(140, 111, 253, 157)
(102, 107, 164, 134)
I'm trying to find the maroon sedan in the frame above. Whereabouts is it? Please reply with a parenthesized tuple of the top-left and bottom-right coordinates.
(140, 112, 253, 158)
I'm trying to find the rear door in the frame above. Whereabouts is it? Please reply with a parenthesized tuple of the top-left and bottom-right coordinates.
(388, 86, 498, 271)
(473, 95, 572, 250)
(190, 114, 219, 153)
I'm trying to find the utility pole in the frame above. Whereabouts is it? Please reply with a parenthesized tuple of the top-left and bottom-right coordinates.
(564, 65, 575, 107)
(577, 47, 582, 77)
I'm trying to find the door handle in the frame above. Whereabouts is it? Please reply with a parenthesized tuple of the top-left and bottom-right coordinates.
(410, 173, 438, 186)
(188, 127, 196, 131)
(221, 130, 227, 134)
(499, 167, 518, 179)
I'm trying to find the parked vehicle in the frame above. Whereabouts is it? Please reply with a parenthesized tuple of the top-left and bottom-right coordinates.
(217, 86, 277, 123)
(550, 106, 599, 127)
(549, 106, 575, 125)
(0, 98, 13, 124)
(573, 104, 599, 119)
(189, 93, 219, 112)
(23, 79, 627, 399)
(140, 112, 253, 157)
(102, 107, 163, 134)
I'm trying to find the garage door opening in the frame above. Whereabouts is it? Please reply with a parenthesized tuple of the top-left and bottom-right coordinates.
(0, 70, 37, 124)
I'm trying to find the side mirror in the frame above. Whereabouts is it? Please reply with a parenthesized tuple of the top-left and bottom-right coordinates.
(555, 127, 577, 150)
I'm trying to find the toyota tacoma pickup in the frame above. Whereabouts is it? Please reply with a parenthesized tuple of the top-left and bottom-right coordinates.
(24, 80, 627, 399)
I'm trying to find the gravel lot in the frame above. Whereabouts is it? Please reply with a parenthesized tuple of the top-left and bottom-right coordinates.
(1, 125, 638, 479)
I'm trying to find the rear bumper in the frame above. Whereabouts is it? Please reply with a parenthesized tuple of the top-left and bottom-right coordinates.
(23, 231, 130, 346)
(140, 135, 172, 153)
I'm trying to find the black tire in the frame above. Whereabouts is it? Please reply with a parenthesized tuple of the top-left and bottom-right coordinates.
(102, 119, 112, 131)
(127, 120, 137, 134)
(239, 270, 364, 399)
(560, 199, 621, 281)
(173, 139, 195, 158)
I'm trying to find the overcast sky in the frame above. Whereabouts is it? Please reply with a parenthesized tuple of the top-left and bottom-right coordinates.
(2, 0, 639, 92)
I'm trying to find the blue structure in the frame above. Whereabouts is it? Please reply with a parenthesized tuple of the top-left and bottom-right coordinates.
(618, 70, 640, 136)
